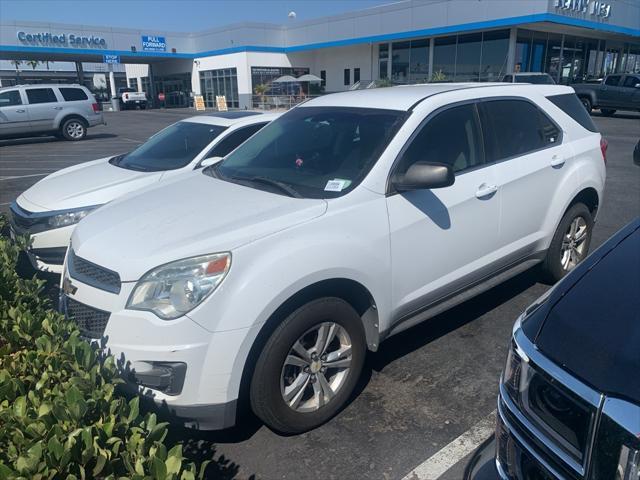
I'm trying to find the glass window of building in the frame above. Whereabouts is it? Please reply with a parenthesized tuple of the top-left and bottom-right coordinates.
(354, 67, 361, 84)
(544, 33, 563, 82)
(200, 68, 239, 109)
(480, 30, 509, 82)
(250, 66, 309, 102)
(391, 41, 410, 83)
(409, 39, 429, 83)
(344, 68, 351, 86)
(379, 44, 389, 79)
(433, 36, 457, 81)
(455, 33, 482, 81)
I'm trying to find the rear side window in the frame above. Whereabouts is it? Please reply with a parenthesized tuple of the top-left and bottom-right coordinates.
(623, 75, 640, 88)
(26, 88, 58, 104)
(0, 90, 22, 106)
(479, 99, 560, 162)
(547, 94, 598, 133)
(604, 75, 621, 86)
(397, 103, 483, 174)
(59, 87, 88, 102)
(207, 123, 267, 158)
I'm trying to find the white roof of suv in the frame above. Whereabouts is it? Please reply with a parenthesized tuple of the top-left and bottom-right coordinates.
(302, 83, 575, 111)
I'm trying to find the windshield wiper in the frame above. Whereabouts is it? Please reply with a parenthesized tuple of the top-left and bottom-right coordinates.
(246, 176, 302, 198)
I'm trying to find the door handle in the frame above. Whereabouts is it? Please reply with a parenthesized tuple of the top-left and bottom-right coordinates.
(15, 109, 26, 113)
(551, 155, 565, 168)
(53, 106, 63, 110)
(475, 183, 498, 199)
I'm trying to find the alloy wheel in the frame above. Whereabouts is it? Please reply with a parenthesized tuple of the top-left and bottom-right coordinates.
(280, 322, 352, 413)
(66, 121, 84, 139)
(560, 216, 588, 271)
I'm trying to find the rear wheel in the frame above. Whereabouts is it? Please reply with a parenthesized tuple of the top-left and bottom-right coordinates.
(250, 297, 366, 434)
(541, 203, 593, 283)
(579, 97, 592, 113)
(600, 108, 616, 116)
(60, 118, 87, 141)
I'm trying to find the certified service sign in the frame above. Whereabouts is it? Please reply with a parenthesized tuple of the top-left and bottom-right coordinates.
(141, 35, 167, 52)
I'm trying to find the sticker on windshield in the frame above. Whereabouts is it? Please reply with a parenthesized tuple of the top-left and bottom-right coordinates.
(324, 179, 351, 192)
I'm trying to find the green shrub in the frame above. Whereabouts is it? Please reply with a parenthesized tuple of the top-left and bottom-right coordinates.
(0, 216, 207, 479)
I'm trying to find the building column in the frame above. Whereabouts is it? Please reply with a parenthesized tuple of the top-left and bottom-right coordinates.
(506, 27, 518, 74)
(108, 64, 119, 111)
(387, 42, 393, 80)
(136, 77, 143, 92)
(428, 37, 435, 80)
(75, 61, 84, 85)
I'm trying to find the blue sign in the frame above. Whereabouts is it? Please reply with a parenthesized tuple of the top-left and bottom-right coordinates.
(103, 54, 120, 64)
(141, 35, 166, 52)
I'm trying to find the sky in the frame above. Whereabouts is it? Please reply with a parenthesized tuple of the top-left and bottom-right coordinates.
(0, 0, 396, 32)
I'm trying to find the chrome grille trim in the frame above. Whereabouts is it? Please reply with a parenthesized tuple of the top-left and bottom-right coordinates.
(68, 249, 121, 294)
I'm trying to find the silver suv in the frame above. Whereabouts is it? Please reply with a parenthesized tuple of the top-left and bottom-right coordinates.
(0, 84, 105, 141)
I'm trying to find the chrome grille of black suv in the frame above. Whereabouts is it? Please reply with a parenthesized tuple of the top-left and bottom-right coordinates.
(68, 249, 121, 294)
(65, 297, 110, 339)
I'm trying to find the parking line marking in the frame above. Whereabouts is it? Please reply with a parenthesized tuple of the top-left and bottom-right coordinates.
(0, 173, 50, 181)
(401, 410, 496, 480)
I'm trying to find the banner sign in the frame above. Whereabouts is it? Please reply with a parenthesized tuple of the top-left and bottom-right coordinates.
(215, 96, 228, 112)
(194, 95, 206, 111)
(141, 35, 166, 52)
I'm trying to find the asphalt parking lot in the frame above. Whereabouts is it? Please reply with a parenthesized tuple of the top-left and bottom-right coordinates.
(1, 109, 639, 480)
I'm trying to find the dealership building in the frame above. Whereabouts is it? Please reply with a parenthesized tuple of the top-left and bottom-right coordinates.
(1, 0, 638, 109)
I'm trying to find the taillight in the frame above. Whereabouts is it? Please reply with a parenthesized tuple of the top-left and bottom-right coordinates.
(600, 137, 608, 165)
(91, 103, 99, 113)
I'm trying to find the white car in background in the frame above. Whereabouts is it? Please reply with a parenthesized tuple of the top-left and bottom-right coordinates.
(62, 84, 605, 434)
(10, 111, 279, 273)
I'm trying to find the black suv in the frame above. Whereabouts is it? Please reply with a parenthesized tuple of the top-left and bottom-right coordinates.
(466, 218, 640, 480)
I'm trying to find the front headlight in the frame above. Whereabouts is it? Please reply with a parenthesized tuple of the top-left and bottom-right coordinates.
(48, 206, 100, 229)
(126, 253, 231, 320)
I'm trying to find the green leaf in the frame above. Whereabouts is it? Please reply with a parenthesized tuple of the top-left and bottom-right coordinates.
(37, 402, 52, 417)
(13, 396, 27, 417)
(150, 455, 167, 480)
(127, 396, 140, 423)
(92, 453, 107, 476)
(165, 445, 182, 475)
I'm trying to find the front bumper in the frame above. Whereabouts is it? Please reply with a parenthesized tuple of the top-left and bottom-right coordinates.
(60, 268, 255, 430)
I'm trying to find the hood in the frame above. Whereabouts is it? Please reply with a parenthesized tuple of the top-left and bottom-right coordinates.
(19, 157, 164, 212)
(72, 172, 327, 281)
(533, 221, 640, 403)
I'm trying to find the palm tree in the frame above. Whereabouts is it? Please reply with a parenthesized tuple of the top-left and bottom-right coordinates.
(253, 83, 269, 109)
(10, 60, 22, 83)
(26, 60, 40, 70)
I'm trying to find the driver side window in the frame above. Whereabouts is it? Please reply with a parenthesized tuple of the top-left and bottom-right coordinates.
(207, 123, 266, 158)
(396, 103, 483, 176)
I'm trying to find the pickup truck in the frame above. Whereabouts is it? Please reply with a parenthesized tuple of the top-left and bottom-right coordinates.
(572, 73, 640, 116)
(117, 87, 147, 110)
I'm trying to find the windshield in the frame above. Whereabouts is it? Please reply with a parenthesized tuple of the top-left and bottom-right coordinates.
(212, 106, 406, 198)
(113, 121, 226, 172)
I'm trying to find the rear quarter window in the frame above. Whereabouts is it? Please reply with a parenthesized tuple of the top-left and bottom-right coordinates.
(59, 87, 88, 102)
(547, 94, 598, 133)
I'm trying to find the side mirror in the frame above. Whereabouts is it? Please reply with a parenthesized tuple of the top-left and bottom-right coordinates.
(198, 156, 223, 168)
(634, 83, 640, 88)
(393, 162, 454, 192)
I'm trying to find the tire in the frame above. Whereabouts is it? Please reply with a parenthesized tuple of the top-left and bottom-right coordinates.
(60, 118, 87, 141)
(579, 97, 592, 113)
(600, 108, 616, 116)
(250, 297, 366, 434)
(540, 203, 593, 283)
(140, 104, 147, 110)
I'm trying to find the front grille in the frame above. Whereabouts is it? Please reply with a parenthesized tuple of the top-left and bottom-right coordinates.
(68, 249, 121, 294)
(31, 247, 67, 265)
(65, 297, 110, 338)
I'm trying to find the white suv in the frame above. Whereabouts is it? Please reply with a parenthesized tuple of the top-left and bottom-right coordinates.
(61, 84, 606, 434)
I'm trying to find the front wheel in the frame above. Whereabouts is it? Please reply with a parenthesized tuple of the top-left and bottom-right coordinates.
(580, 97, 592, 113)
(250, 297, 366, 434)
(60, 118, 87, 141)
(540, 203, 593, 283)
(600, 108, 616, 116)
